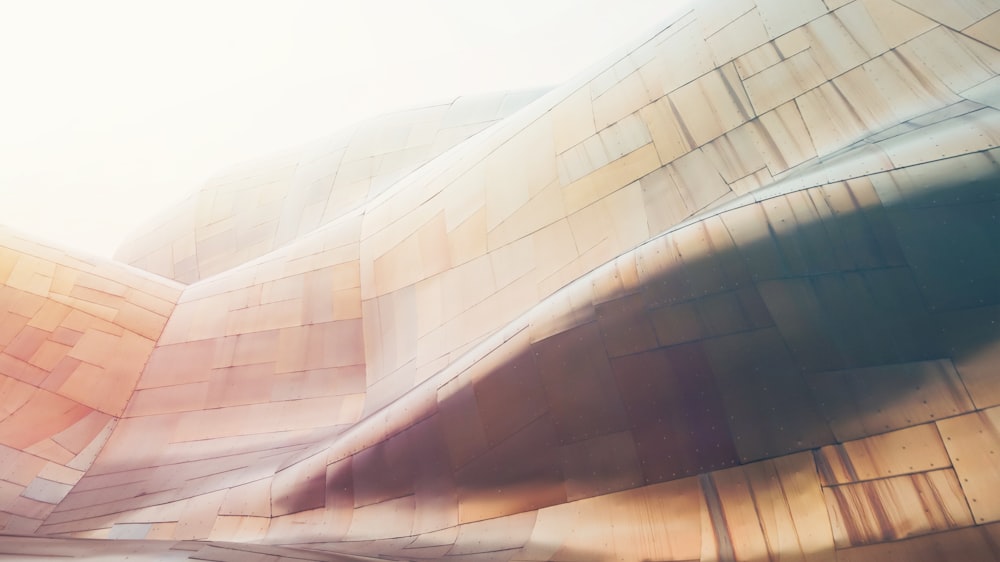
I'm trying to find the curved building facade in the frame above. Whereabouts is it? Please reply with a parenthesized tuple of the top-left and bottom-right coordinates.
(1, 0, 1000, 560)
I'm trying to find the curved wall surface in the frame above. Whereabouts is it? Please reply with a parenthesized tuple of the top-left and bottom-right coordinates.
(2, 0, 1000, 560)
(114, 90, 547, 284)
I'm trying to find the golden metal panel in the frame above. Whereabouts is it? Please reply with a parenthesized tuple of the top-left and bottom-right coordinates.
(824, 469, 974, 547)
(816, 423, 951, 485)
(937, 407, 1000, 524)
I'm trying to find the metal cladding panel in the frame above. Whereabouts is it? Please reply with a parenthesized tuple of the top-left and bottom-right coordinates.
(3, 0, 1000, 559)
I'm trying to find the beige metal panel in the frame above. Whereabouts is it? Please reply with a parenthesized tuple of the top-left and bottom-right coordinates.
(815, 423, 951, 484)
(600, 179, 650, 250)
(53, 412, 114, 465)
(778, 27, 814, 59)
(670, 66, 755, 146)
(776, 30, 813, 59)
(702, 125, 768, 185)
(0, 448, 44, 488)
(757, 0, 828, 38)
(903, 26, 1000, 94)
(520, 476, 705, 562)
(837, 523, 1000, 562)
(824, 468, 974, 547)
(137, 339, 218, 389)
(559, 143, 661, 215)
(207, 515, 271, 543)
(637, 95, 695, 164)
(21, 477, 74, 505)
(485, 116, 557, 231)
(592, 71, 652, 130)
(666, 148, 733, 212)
(442, 167, 488, 233)
(218, 478, 271, 518)
(795, 82, 871, 155)
(170, 396, 358, 442)
(708, 451, 836, 561)
(36, 463, 83, 487)
(372, 213, 449, 296)
(895, 0, 998, 29)
(115, 93, 542, 283)
(697, 0, 757, 37)
(591, 58, 637, 102)
(937, 407, 1000, 524)
(172, 489, 228, 540)
(158, 295, 230, 344)
(486, 180, 565, 251)
(735, 41, 782, 79)
(745, 49, 826, 114)
(565, 199, 616, 258)
(856, 51, 959, 122)
(556, 113, 652, 185)
(0, 514, 42, 535)
(964, 9, 1000, 49)
(964, 75, 1000, 109)
(442, 256, 497, 326)
(205, 363, 278, 409)
(125, 382, 210, 417)
(446, 207, 487, 268)
(528, 219, 579, 292)
(892, 108, 1000, 167)
(639, 16, 717, 98)
(807, 359, 975, 442)
(747, 100, 817, 174)
(804, 12, 883, 79)
(486, 246, 536, 307)
(830, 1, 890, 54)
(707, 8, 770, 66)
(640, 166, 698, 234)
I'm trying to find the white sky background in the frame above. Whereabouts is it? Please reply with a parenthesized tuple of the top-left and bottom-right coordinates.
(0, 0, 682, 258)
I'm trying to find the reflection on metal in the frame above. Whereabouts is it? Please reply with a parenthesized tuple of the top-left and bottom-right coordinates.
(2, 0, 1000, 560)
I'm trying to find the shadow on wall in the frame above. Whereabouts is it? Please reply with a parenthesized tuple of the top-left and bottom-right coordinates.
(269, 154, 1000, 544)
(38, 133, 992, 554)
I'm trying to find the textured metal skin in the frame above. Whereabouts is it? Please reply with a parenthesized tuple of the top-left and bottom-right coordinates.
(2, 0, 1000, 560)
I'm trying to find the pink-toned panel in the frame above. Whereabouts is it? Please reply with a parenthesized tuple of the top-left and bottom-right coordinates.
(0, 234, 179, 535)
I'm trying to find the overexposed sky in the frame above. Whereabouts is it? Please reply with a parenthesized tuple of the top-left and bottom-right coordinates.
(0, 0, 681, 258)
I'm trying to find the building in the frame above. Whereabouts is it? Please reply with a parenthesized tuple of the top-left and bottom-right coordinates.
(1, 0, 999, 559)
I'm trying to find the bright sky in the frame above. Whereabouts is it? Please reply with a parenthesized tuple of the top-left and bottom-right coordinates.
(0, 0, 682, 258)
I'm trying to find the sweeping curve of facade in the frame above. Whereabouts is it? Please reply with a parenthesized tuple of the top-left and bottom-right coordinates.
(2, 0, 1000, 560)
